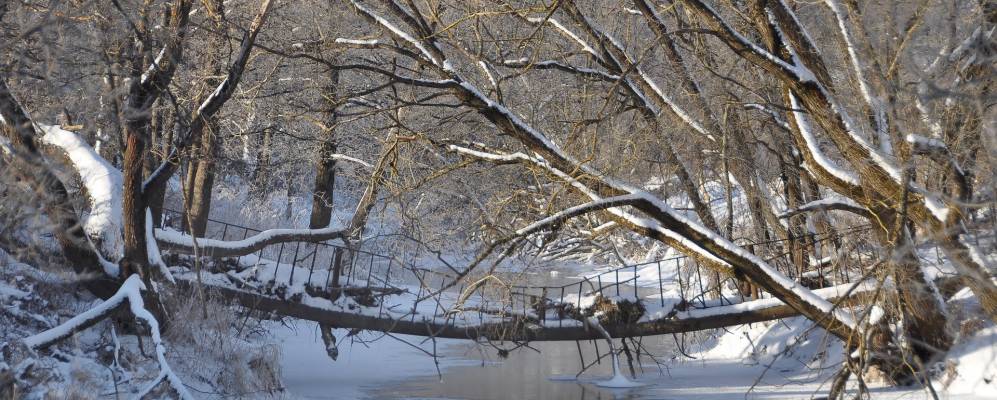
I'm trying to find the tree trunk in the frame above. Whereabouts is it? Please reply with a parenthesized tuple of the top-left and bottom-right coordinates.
(121, 124, 151, 278)
(251, 125, 273, 198)
(746, 0, 952, 362)
(889, 241, 952, 362)
(309, 139, 337, 228)
(187, 119, 219, 237)
(780, 160, 809, 278)
(146, 105, 174, 227)
(180, 156, 198, 231)
(309, 69, 340, 229)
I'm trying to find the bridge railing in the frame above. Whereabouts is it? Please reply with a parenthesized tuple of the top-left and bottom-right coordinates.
(159, 208, 439, 289)
(158, 208, 472, 321)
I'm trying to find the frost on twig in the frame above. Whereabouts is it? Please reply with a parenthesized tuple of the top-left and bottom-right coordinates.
(21, 275, 194, 399)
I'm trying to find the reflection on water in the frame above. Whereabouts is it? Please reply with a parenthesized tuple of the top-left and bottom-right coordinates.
(372, 338, 676, 400)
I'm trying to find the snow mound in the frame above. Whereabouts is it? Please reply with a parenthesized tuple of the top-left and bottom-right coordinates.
(594, 370, 647, 388)
(944, 325, 997, 396)
(698, 316, 843, 369)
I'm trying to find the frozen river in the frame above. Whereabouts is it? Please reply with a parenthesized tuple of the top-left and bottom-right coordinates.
(276, 318, 952, 400)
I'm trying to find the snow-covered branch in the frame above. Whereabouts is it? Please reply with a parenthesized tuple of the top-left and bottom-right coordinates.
(124, 276, 194, 399)
(744, 103, 791, 131)
(500, 58, 620, 82)
(329, 153, 374, 168)
(823, 0, 889, 152)
(334, 37, 380, 47)
(145, 208, 174, 283)
(778, 198, 871, 220)
(787, 93, 862, 189)
(525, 17, 600, 59)
(22, 275, 194, 399)
(144, 0, 274, 193)
(683, 1, 904, 191)
(906, 134, 957, 166)
(513, 194, 644, 237)
(38, 125, 123, 269)
(543, 3, 720, 146)
(132, 0, 193, 106)
(156, 138, 397, 257)
(155, 225, 347, 258)
(447, 145, 728, 271)
(907, 134, 969, 207)
(348, 0, 442, 67)
(22, 280, 130, 350)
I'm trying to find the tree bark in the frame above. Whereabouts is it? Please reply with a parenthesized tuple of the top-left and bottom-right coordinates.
(187, 118, 219, 237)
(251, 126, 273, 197)
(309, 69, 341, 229)
(120, 122, 151, 278)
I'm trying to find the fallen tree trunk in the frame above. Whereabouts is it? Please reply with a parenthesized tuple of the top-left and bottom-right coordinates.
(190, 278, 879, 341)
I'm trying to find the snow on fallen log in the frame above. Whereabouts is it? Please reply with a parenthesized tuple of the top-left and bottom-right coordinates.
(38, 124, 123, 273)
(154, 225, 346, 258)
(22, 275, 194, 399)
